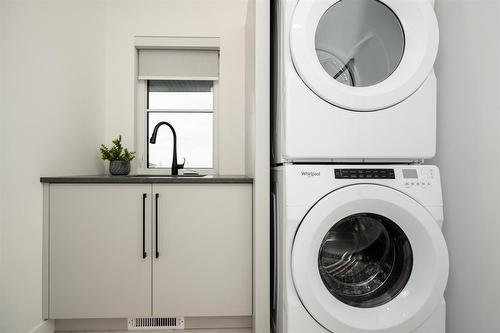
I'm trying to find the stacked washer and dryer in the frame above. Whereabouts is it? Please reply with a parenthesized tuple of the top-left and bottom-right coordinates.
(271, 1, 449, 333)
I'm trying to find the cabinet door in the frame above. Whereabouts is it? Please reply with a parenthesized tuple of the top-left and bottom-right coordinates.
(49, 184, 152, 318)
(152, 184, 252, 317)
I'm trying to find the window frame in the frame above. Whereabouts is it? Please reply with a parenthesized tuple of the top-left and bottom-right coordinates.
(135, 79, 219, 175)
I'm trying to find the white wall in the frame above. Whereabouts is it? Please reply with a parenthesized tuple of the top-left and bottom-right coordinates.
(0, 2, 106, 332)
(103, 0, 248, 175)
(245, 0, 270, 332)
(245, 0, 256, 176)
(433, 1, 500, 332)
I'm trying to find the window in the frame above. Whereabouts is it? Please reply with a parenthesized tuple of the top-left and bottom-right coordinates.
(135, 37, 220, 174)
(147, 80, 215, 169)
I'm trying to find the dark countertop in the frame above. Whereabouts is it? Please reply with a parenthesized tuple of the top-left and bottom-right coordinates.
(40, 175, 253, 184)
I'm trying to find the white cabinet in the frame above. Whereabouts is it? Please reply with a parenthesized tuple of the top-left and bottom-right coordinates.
(153, 184, 253, 317)
(45, 182, 252, 319)
(49, 184, 152, 318)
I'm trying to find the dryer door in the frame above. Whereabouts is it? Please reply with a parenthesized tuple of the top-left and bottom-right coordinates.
(292, 184, 448, 333)
(290, 0, 438, 111)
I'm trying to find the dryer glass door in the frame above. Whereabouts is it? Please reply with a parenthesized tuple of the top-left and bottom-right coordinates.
(316, 0, 404, 87)
(290, 0, 439, 111)
(318, 212, 413, 308)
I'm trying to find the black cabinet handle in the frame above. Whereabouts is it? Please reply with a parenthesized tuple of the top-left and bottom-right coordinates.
(155, 193, 160, 258)
(142, 193, 147, 259)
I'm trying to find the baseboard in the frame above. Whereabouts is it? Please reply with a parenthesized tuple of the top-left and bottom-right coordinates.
(55, 316, 251, 331)
(29, 320, 55, 333)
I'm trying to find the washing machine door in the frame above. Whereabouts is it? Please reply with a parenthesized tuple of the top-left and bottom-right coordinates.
(292, 184, 448, 333)
(290, 0, 439, 111)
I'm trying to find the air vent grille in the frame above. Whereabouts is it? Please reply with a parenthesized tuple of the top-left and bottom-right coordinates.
(128, 317, 184, 330)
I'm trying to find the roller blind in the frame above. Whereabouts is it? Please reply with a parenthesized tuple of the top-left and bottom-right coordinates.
(148, 80, 213, 92)
(138, 49, 219, 80)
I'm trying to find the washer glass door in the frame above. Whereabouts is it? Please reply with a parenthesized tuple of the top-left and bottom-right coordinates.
(316, 0, 405, 87)
(318, 213, 412, 308)
(291, 184, 448, 333)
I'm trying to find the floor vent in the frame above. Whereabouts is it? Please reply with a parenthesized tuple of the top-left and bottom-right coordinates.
(128, 317, 185, 330)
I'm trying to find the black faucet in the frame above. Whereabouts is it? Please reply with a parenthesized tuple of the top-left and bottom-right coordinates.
(149, 121, 185, 175)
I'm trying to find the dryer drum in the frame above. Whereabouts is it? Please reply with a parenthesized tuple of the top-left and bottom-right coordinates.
(315, 0, 405, 88)
(318, 213, 413, 308)
(316, 49, 356, 86)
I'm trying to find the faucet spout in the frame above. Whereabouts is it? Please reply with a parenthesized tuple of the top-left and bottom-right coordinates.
(149, 121, 185, 175)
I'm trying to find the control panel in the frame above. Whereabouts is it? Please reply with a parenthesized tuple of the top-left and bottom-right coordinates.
(402, 167, 435, 188)
(334, 168, 395, 179)
(332, 167, 436, 190)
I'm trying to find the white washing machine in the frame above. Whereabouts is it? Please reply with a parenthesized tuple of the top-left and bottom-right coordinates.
(271, 164, 449, 333)
(272, 0, 439, 163)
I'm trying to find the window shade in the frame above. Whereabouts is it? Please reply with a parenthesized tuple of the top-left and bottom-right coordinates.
(138, 49, 219, 80)
(148, 80, 213, 92)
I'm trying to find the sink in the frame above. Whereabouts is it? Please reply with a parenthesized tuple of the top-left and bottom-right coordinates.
(131, 174, 208, 178)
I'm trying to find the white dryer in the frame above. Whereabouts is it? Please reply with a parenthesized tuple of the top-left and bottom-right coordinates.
(271, 164, 449, 333)
(272, 0, 439, 163)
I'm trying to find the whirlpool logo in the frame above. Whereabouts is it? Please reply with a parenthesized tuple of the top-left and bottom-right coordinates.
(301, 171, 321, 177)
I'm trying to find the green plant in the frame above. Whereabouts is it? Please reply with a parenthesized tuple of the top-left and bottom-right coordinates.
(100, 135, 135, 162)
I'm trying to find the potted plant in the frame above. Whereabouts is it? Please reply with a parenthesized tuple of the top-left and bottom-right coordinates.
(100, 135, 135, 175)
